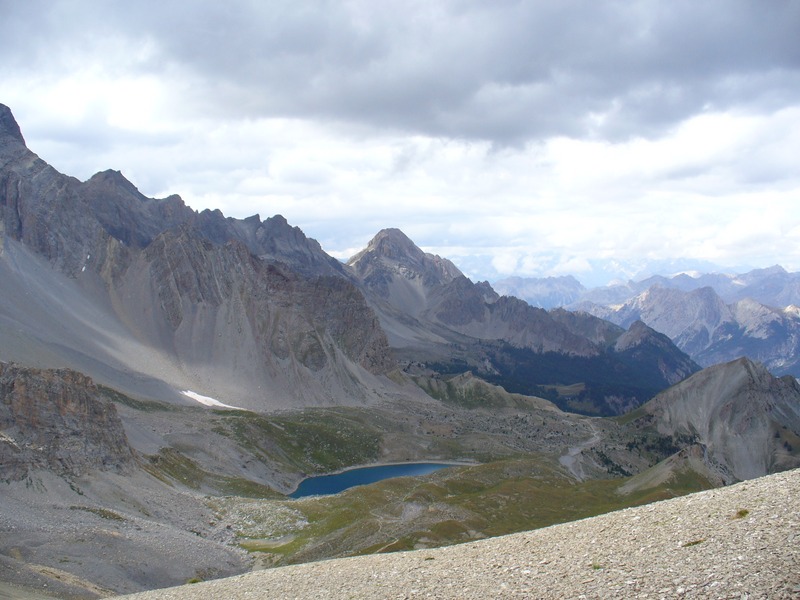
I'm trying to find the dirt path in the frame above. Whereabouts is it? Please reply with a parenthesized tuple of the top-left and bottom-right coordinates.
(112, 468, 800, 599)
(558, 418, 601, 479)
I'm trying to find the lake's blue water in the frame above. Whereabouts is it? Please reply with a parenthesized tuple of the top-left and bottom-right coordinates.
(289, 462, 454, 498)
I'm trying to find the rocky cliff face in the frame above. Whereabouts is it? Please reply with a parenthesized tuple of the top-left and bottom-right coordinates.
(0, 363, 135, 480)
(110, 228, 392, 404)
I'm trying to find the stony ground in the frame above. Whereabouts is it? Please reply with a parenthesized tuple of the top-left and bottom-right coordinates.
(113, 468, 800, 599)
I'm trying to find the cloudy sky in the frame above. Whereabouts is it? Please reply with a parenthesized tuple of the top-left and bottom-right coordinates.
(2, 0, 799, 285)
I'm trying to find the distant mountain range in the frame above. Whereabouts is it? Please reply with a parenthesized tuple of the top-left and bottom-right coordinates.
(495, 267, 800, 377)
(495, 265, 800, 309)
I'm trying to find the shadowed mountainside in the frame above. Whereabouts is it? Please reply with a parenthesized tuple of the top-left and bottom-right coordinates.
(349, 228, 698, 415)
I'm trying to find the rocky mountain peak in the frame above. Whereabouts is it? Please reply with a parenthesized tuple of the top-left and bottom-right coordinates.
(744, 264, 788, 279)
(250, 214, 346, 277)
(347, 228, 463, 286)
(613, 320, 659, 351)
(362, 228, 426, 263)
(85, 169, 146, 199)
(0, 103, 25, 145)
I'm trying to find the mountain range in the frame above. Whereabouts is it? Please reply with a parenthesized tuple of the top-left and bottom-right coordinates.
(1, 103, 799, 598)
(0, 103, 697, 417)
(495, 267, 800, 377)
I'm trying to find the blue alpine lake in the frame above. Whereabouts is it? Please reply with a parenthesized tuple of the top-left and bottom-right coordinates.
(289, 462, 456, 498)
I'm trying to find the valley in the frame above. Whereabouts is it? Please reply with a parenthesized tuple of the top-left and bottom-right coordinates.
(1, 103, 799, 598)
(5, 356, 794, 597)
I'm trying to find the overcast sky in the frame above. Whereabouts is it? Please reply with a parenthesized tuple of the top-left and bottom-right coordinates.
(2, 0, 799, 285)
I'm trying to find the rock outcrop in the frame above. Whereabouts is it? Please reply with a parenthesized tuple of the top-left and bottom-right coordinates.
(0, 363, 135, 480)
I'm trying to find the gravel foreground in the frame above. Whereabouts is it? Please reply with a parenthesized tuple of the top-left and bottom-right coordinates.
(114, 469, 800, 600)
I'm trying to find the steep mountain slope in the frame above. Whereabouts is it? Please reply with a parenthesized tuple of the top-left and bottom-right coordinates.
(622, 357, 800, 482)
(348, 229, 698, 415)
(577, 285, 800, 376)
(0, 103, 393, 409)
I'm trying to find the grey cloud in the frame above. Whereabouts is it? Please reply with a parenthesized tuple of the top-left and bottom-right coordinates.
(2, 0, 799, 145)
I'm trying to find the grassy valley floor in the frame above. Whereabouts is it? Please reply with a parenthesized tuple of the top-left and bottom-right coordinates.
(113, 468, 800, 599)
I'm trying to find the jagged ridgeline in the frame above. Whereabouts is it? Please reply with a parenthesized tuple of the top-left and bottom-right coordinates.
(0, 103, 393, 411)
(0, 102, 696, 415)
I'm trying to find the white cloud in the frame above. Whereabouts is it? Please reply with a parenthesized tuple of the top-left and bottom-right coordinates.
(1, 1, 799, 285)
(491, 252, 521, 275)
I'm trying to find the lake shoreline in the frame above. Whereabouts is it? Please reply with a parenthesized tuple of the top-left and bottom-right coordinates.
(286, 459, 478, 497)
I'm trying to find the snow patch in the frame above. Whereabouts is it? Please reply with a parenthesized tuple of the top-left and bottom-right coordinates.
(181, 390, 244, 410)
(784, 305, 800, 318)
(0, 431, 20, 450)
(669, 270, 702, 279)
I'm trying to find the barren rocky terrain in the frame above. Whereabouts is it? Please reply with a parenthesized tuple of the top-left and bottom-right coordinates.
(114, 468, 800, 599)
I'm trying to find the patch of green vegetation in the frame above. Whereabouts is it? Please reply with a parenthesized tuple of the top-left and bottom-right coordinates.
(69, 506, 126, 522)
(213, 408, 382, 475)
(733, 508, 749, 519)
(413, 376, 487, 409)
(98, 385, 173, 412)
(412, 374, 552, 411)
(144, 448, 279, 498)
(238, 536, 297, 552)
(548, 382, 587, 396)
(666, 466, 715, 494)
(226, 454, 715, 567)
(682, 539, 705, 547)
(612, 406, 648, 426)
